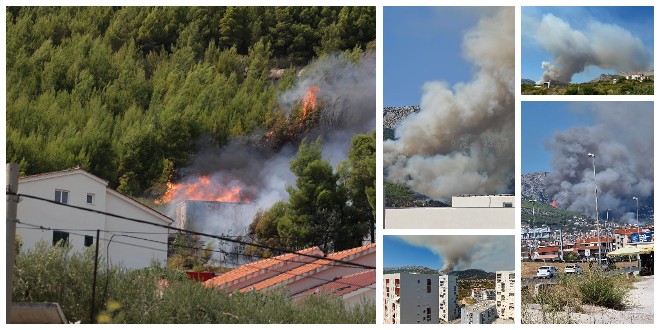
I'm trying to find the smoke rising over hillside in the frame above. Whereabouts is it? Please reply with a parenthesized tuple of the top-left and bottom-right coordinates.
(165, 53, 376, 246)
(384, 7, 514, 200)
(545, 102, 653, 221)
(397, 235, 514, 273)
(528, 13, 651, 83)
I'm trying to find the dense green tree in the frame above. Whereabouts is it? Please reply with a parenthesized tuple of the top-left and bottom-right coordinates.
(6, 6, 375, 198)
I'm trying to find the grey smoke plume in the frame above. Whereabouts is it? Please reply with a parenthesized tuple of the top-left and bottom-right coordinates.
(397, 235, 514, 273)
(384, 7, 514, 200)
(545, 102, 653, 221)
(165, 52, 375, 259)
(530, 13, 651, 83)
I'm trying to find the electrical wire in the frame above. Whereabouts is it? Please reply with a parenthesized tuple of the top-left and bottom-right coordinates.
(14, 192, 375, 270)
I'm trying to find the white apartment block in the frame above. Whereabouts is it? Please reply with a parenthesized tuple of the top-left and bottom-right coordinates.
(438, 275, 459, 322)
(461, 301, 497, 324)
(383, 273, 439, 324)
(481, 289, 496, 300)
(496, 271, 515, 320)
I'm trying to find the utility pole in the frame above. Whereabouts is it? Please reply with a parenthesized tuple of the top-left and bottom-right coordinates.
(6, 163, 19, 324)
(90, 229, 100, 324)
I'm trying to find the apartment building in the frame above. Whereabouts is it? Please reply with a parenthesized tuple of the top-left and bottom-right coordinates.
(438, 275, 459, 322)
(383, 273, 439, 324)
(495, 271, 515, 320)
(461, 301, 497, 324)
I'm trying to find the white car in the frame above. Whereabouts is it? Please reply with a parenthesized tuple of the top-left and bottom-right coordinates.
(536, 266, 558, 279)
(564, 264, 583, 274)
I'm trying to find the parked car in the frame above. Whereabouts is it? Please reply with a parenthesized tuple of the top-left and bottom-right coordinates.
(564, 264, 583, 274)
(536, 266, 558, 279)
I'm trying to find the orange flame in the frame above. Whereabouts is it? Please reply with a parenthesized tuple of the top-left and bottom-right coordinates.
(157, 176, 251, 204)
(301, 86, 320, 117)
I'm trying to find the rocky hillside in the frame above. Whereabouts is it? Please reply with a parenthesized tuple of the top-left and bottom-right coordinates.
(383, 265, 437, 275)
(384, 266, 494, 280)
(521, 172, 551, 203)
(383, 106, 420, 129)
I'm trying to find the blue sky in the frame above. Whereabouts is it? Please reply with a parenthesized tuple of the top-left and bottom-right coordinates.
(522, 6, 654, 83)
(383, 235, 515, 272)
(522, 102, 596, 173)
(384, 7, 484, 107)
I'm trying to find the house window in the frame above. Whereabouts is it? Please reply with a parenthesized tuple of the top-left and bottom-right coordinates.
(84, 235, 94, 247)
(53, 231, 69, 246)
(427, 279, 432, 293)
(55, 189, 69, 204)
(503, 202, 513, 207)
(86, 193, 95, 205)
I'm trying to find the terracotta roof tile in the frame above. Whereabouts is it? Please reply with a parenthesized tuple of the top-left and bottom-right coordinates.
(204, 246, 323, 289)
(292, 269, 375, 299)
(239, 243, 376, 293)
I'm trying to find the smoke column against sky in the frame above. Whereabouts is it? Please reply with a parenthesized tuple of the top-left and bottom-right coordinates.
(384, 7, 514, 201)
(544, 102, 653, 222)
(529, 13, 651, 83)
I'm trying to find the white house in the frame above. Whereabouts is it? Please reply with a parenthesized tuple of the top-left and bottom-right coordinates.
(16, 168, 172, 269)
(383, 273, 439, 324)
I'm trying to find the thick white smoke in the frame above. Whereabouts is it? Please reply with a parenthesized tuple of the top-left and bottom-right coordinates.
(545, 102, 653, 221)
(396, 235, 514, 273)
(529, 13, 651, 83)
(384, 7, 514, 201)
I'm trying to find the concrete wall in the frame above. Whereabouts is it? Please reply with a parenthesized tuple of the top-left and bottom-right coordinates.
(451, 195, 515, 208)
(385, 207, 514, 229)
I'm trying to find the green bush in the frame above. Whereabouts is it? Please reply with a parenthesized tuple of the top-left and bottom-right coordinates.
(13, 241, 375, 323)
(576, 271, 628, 310)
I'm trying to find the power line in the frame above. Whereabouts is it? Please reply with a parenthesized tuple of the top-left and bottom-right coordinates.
(14, 192, 375, 270)
(15, 224, 375, 295)
(17, 221, 370, 270)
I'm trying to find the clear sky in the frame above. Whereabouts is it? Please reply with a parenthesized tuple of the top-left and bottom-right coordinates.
(384, 7, 484, 107)
(383, 235, 515, 272)
(522, 6, 654, 83)
(522, 102, 596, 173)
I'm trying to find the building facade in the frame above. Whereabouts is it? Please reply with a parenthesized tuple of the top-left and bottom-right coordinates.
(438, 275, 459, 322)
(383, 273, 439, 324)
(495, 271, 515, 320)
(461, 301, 497, 324)
(385, 195, 515, 229)
(16, 168, 172, 269)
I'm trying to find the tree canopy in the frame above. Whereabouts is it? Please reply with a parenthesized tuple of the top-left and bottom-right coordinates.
(6, 6, 376, 196)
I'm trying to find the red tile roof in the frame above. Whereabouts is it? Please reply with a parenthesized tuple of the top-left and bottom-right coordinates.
(292, 269, 375, 299)
(238, 243, 376, 293)
(204, 246, 323, 289)
(536, 246, 559, 253)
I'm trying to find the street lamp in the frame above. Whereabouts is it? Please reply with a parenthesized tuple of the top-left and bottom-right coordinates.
(633, 197, 640, 241)
(587, 153, 602, 266)
(606, 209, 610, 253)
(528, 199, 537, 260)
